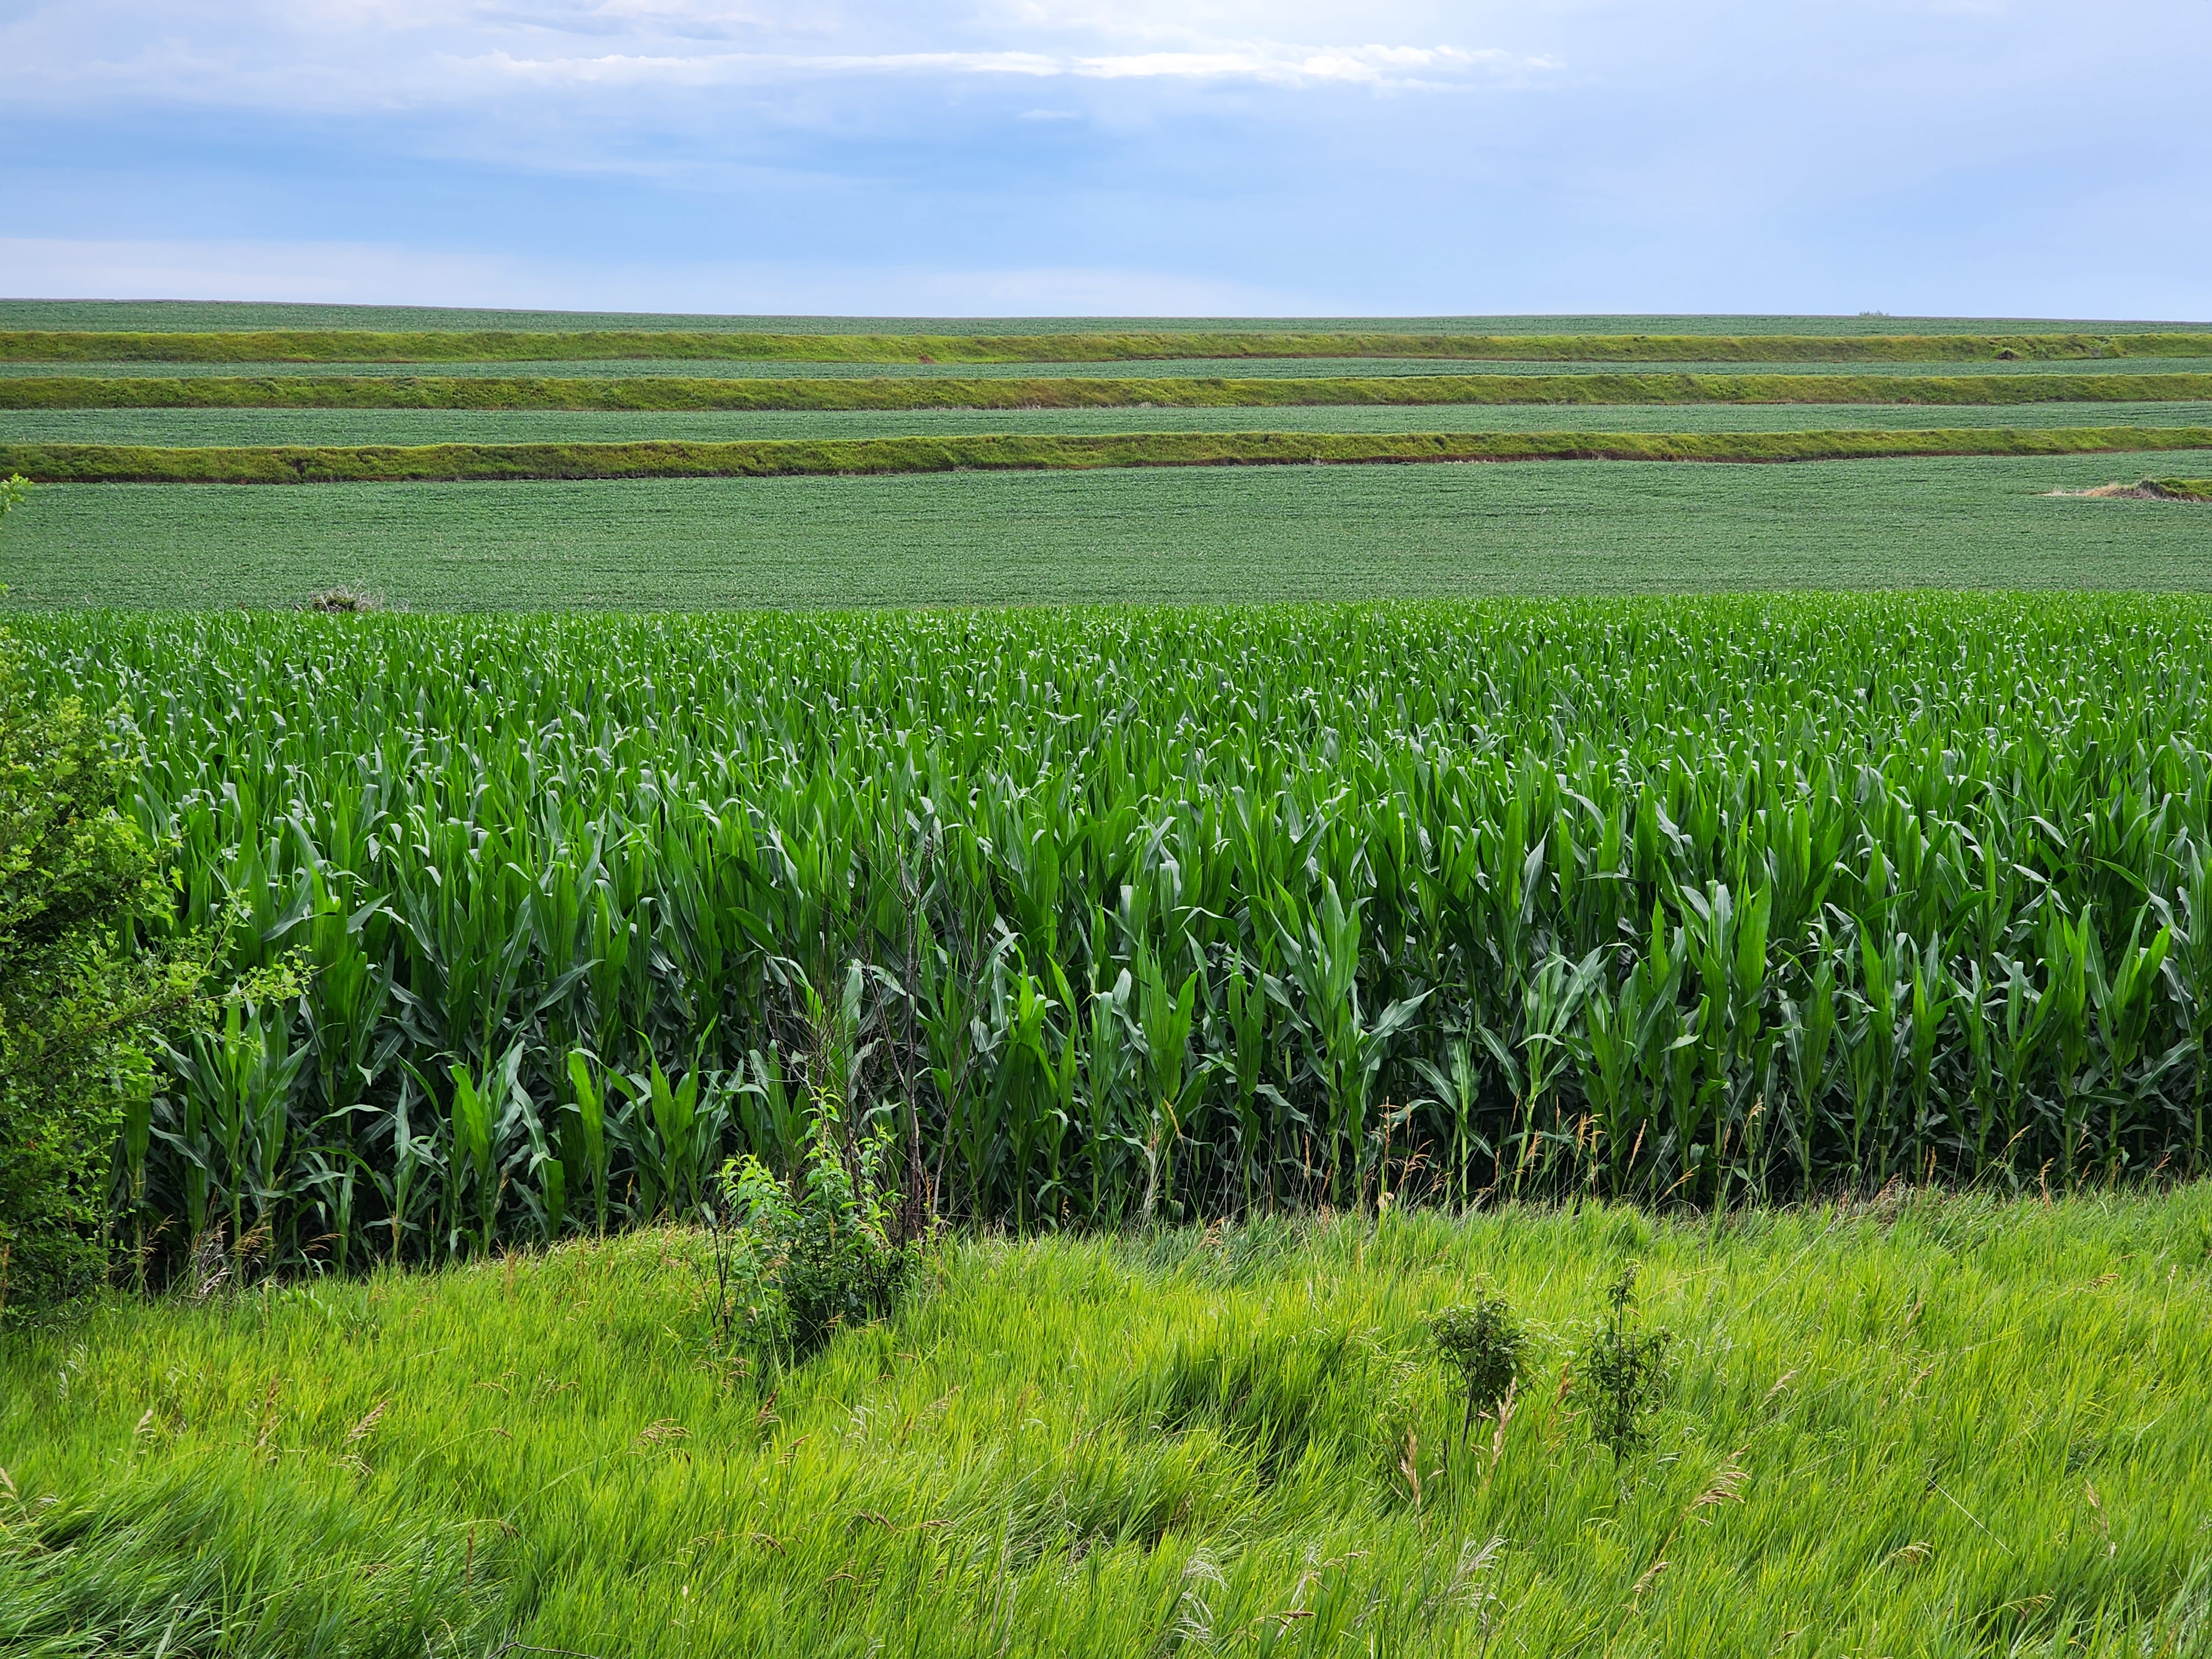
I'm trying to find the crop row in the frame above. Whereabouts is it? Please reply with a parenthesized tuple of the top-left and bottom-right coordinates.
(15, 597, 2212, 1270)
(6, 330, 2210, 365)
(8, 371, 2212, 411)
(8, 425, 2212, 485)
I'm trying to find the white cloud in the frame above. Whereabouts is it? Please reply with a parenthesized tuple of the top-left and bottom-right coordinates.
(0, 237, 540, 307)
(0, 0, 1547, 110)
(9, 1, 2205, 321)
(461, 39, 1534, 88)
(468, 48, 1066, 85)
(0, 236, 1323, 315)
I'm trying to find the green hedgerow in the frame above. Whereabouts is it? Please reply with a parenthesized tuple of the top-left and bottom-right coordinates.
(0, 626, 203, 1322)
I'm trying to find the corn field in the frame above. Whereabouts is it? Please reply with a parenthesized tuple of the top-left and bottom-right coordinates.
(18, 596, 2212, 1271)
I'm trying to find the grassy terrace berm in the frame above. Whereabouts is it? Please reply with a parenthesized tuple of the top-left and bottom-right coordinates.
(8, 425, 2212, 483)
(6, 328, 2212, 363)
(10, 298, 2212, 1659)
(11, 370, 2212, 410)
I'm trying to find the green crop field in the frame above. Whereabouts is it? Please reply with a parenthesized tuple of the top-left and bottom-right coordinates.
(12, 371, 2212, 414)
(5, 452, 2210, 609)
(19, 355, 2212, 384)
(15, 593, 2212, 1250)
(4, 307, 2206, 611)
(8, 402, 2212, 449)
(9, 1197, 2212, 1659)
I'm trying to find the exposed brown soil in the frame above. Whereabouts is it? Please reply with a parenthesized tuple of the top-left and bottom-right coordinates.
(2047, 478, 2209, 502)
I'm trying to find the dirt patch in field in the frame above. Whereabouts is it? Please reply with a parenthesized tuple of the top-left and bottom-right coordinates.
(2047, 477, 2212, 503)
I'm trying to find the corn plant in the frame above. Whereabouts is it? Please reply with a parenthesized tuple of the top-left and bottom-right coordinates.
(13, 594, 2212, 1276)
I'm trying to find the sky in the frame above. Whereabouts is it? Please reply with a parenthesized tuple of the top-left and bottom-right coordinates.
(2, 0, 2208, 319)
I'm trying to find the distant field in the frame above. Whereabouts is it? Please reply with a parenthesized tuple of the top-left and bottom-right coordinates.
(6, 299, 2203, 335)
(6, 309, 2204, 612)
(7, 450, 2209, 609)
(11, 330, 2209, 366)
(17, 355, 2211, 382)
(13, 401, 2212, 447)
(13, 426, 2211, 486)
(14, 371, 2212, 413)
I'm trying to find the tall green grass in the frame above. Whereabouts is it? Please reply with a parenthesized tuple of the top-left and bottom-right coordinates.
(8, 371, 2211, 411)
(14, 599, 2212, 1270)
(7, 425, 2212, 484)
(7, 1197, 2212, 1657)
(4, 330, 2210, 366)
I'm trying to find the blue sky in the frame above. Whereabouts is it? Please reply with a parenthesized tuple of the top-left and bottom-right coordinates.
(3, 0, 2207, 318)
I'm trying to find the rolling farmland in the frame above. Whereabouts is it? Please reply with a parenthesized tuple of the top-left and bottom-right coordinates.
(2, 305, 2208, 607)
(7, 306, 2212, 1659)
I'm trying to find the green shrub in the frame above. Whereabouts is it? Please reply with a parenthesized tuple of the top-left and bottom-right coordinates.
(1428, 1292, 1530, 1448)
(1574, 1265, 1672, 1461)
(712, 1097, 921, 1365)
(0, 630, 199, 1322)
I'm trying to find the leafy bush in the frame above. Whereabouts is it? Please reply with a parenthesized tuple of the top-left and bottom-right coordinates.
(1574, 1265, 1672, 1460)
(0, 475, 28, 522)
(1428, 1292, 1530, 1447)
(712, 1097, 921, 1365)
(0, 629, 200, 1322)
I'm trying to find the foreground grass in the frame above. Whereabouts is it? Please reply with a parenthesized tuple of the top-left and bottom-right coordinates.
(8, 452, 2212, 609)
(9, 371, 2212, 412)
(7, 1194, 2212, 1657)
(6, 329, 2211, 366)
(6, 425, 2212, 484)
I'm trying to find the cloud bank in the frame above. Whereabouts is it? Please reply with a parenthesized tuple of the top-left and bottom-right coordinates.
(2, 1, 2206, 317)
